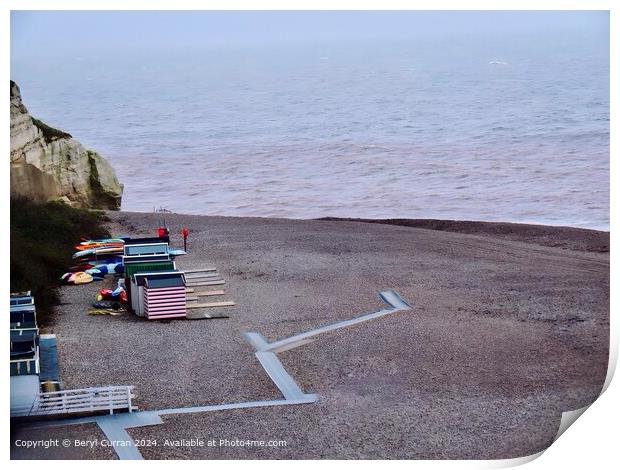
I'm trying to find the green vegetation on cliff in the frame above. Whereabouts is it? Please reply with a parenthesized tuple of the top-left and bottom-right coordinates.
(31, 117, 72, 143)
(10, 197, 109, 325)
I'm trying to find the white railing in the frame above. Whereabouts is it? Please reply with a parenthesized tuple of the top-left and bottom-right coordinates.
(11, 385, 136, 417)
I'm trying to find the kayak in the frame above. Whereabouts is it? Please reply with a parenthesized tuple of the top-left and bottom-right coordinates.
(71, 256, 122, 266)
(85, 262, 124, 276)
(73, 246, 124, 259)
(68, 263, 95, 272)
(78, 237, 125, 244)
(74, 237, 125, 250)
(74, 241, 124, 251)
(61, 271, 94, 284)
(73, 272, 94, 284)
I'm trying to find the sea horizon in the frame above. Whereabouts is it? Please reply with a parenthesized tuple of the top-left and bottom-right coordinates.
(11, 11, 610, 231)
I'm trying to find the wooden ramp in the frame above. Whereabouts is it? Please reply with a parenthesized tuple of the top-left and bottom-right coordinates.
(181, 267, 235, 320)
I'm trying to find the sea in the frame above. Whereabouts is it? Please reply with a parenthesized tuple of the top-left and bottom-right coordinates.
(11, 30, 610, 230)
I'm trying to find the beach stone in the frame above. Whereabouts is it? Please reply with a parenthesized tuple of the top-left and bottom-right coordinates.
(9, 80, 123, 209)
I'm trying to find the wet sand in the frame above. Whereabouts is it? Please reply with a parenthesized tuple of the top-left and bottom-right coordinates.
(11, 213, 609, 459)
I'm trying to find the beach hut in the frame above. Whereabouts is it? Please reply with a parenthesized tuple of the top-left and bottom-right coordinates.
(10, 292, 39, 375)
(10, 291, 35, 309)
(123, 254, 175, 312)
(123, 242, 170, 258)
(10, 291, 37, 328)
(10, 329, 40, 375)
(143, 272, 187, 320)
(10, 304, 37, 331)
(123, 235, 187, 257)
(132, 271, 187, 320)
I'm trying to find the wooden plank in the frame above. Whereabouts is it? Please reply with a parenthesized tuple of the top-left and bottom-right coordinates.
(186, 301, 235, 309)
(186, 280, 225, 287)
(186, 277, 220, 282)
(195, 289, 226, 297)
(185, 288, 194, 293)
(185, 277, 224, 287)
(183, 268, 217, 274)
(185, 273, 220, 279)
(187, 291, 225, 301)
(186, 311, 230, 320)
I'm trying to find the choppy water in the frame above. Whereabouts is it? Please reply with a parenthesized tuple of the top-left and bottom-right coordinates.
(11, 32, 609, 229)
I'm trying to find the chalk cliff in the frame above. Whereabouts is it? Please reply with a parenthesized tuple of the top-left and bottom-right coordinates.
(10, 80, 123, 209)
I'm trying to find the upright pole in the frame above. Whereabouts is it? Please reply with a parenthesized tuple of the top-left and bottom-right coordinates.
(181, 227, 189, 252)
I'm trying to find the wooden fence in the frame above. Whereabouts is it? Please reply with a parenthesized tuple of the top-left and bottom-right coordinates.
(11, 385, 136, 417)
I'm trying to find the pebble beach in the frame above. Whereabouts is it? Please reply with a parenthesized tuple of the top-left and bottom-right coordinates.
(11, 212, 609, 459)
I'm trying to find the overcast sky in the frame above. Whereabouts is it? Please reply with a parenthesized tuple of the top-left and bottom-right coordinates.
(11, 10, 609, 58)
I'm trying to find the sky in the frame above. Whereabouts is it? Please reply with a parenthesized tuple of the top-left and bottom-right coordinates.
(11, 10, 609, 58)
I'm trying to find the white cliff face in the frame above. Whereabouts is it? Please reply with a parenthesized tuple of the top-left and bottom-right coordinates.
(10, 80, 123, 209)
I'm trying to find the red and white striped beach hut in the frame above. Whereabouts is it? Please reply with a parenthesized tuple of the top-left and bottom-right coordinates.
(136, 272, 187, 320)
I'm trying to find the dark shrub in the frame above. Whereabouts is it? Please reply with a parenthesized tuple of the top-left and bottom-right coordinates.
(10, 197, 110, 325)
